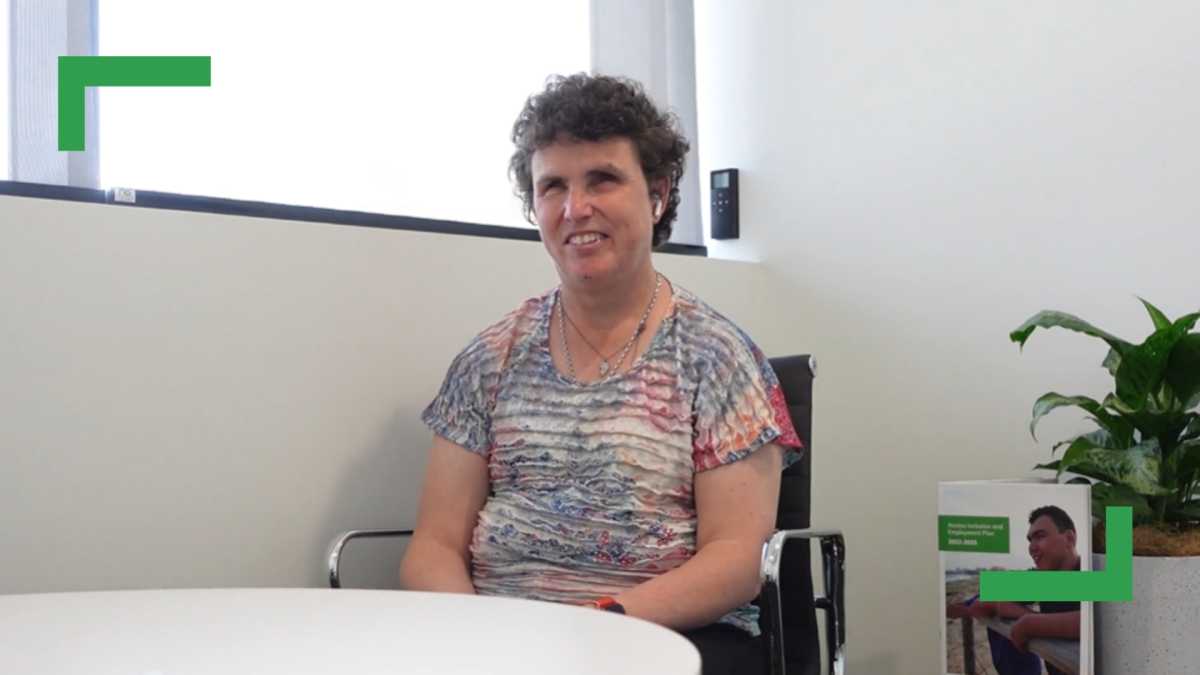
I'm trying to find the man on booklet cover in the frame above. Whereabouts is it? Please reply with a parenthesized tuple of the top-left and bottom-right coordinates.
(947, 505, 1082, 675)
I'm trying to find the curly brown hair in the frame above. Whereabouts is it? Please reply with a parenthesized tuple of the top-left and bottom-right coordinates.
(508, 73, 691, 248)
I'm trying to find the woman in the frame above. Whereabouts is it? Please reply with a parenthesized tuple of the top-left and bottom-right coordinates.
(399, 73, 804, 675)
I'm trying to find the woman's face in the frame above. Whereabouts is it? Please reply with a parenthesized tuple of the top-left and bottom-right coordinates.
(530, 136, 662, 288)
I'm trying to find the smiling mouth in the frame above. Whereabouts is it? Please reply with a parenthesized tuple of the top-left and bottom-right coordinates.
(566, 232, 609, 246)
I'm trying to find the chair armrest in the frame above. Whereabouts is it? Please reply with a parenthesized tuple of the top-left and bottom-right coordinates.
(759, 528, 846, 675)
(326, 529, 413, 589)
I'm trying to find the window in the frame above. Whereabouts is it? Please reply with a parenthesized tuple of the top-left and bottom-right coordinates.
(97, 1, 589, 229)
(1, 0, 10, 179)
(5, 1, 703, 247)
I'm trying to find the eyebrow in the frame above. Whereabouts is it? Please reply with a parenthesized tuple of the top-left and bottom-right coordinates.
(533, 174, 560, 191)
(534, 162, 629, 190)
(589, 162, 627, 177)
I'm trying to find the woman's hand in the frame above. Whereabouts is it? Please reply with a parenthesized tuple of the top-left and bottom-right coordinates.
(611, 443, 784, 630)
(398, 435, 490, 594)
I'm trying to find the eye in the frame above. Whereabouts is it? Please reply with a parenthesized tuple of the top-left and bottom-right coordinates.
(538, 179, 564, 196)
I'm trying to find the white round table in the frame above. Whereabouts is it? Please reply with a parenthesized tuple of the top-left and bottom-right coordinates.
(0, 588, 701, 675)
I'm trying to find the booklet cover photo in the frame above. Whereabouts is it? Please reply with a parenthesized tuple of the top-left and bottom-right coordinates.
(939, 480, 1093, 675)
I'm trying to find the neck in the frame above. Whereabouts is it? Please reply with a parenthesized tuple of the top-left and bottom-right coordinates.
(559, 265, 660, 333)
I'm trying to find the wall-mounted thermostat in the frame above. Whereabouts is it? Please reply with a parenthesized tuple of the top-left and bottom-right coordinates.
(711, 169, 738, 240)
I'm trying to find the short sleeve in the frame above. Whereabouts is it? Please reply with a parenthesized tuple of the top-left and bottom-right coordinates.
(692, 329, 805, 473)
(420, 337, 495, 456)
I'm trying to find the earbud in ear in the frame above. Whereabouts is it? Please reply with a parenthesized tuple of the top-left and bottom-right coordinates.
(652, 196, 663, 219)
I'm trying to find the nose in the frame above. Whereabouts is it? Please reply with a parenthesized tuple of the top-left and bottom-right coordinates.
(563, 187, 594, 222)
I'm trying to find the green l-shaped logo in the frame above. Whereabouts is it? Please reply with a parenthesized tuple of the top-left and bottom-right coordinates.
(980, 506, 1133, 602)
(59, 56, 211, 151)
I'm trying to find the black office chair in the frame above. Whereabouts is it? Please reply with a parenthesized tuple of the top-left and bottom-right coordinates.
(758, 355, 845, 675)
(327, 354, 845, 675)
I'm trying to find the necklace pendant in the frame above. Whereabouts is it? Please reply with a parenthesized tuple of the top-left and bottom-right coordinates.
(599, 361, 610, 376)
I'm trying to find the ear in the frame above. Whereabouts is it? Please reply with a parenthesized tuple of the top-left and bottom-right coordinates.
(649, 179, 670, 220)
(650, 178, 670, 206)
(1066, 529, 1077, 548)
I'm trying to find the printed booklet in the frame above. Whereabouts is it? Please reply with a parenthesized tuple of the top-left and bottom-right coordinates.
(939, 479, 1093, 675)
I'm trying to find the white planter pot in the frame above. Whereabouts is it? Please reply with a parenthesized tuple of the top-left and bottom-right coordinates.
(1093, 553, 1200, 675)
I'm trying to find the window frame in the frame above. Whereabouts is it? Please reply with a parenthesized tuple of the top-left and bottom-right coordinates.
(0, 179, 707, 256)
(3, 0, 707, 255)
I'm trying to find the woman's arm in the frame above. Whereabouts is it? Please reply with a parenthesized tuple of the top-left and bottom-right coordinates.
(609, 443, 784, 631)
(398, 434, 490, 594)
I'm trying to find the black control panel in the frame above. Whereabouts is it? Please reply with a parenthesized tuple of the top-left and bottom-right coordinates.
(711, 169, 738, 240)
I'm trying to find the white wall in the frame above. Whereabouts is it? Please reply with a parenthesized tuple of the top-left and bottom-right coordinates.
(696, 2, 1200, 673)
(0, 194, 788, 594)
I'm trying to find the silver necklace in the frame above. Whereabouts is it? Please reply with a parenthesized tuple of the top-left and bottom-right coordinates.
(561, 308, 624, 365)
(558, 272, 662, 381)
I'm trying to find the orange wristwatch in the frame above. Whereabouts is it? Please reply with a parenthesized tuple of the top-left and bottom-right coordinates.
(588, 597, 626, 614)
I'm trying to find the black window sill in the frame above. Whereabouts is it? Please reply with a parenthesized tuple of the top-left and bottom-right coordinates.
(0, 180, 707, 257)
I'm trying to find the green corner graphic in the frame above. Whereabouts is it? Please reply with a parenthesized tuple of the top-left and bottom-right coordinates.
(58, 56, 211, 151)
(979, 506, 1133, 602)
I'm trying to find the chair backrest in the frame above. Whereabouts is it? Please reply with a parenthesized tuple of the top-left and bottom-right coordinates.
(766, 355, 820, 675)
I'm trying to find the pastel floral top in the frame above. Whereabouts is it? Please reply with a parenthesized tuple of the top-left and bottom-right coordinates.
(421, 281, 804, 634)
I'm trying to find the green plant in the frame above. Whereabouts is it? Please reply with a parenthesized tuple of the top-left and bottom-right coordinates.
(1010, 298, 1200, 527)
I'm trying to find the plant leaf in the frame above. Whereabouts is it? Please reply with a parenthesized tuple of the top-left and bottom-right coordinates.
(1010, 310, 1132, 353)
(1176, 438, 1200, 487)
(1059, 464, 1118, 485)
(1030, 393, 1104, 440)
(1102, 348, 1122, 377)
(1172, 312, 1199, 334)
(1027, 393, 1135, 447)
(1103, 393, 1185, 441)
(1103, 392, 1136, 415)
(1114, 313, 1200, 410)
(1169, 502, 1200, 522)
(1148, 379, 1183, 414)
(1052, 428, 1127, 457)
(1056, 437, 1122, 483)
(1139, 297, 1173, 332)
(1166, 333, 1200, 411)
(1086, 414, 1136, 449)
(1091, 483, 1154, 520)
(1034, 460, 1061, 472)
(1183, 414, 1200, 441)
(1059, 437, 1171, 496)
